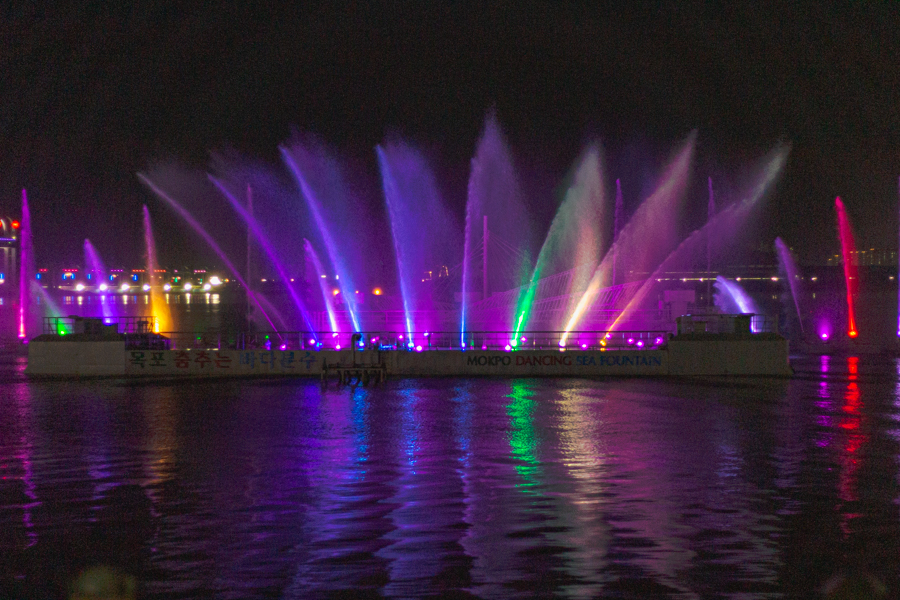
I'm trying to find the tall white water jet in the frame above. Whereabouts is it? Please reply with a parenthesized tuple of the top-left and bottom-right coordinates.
(461, 113, 528, 341)
(512, 144, 605, 339)
(143, 206, 172, 332)
(611, 179, 623, 286)
(377, 142, 453, 341)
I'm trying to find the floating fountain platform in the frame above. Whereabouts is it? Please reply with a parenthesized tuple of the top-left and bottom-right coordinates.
(25, 315, 792, 378)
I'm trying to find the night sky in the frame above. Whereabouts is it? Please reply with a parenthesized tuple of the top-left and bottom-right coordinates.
(2, 1, 898, 268)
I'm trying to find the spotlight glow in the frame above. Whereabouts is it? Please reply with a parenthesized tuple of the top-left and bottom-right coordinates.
(209, 276, 222, 285)
(142, 284, 151, 291)
(183, 282, 193, 291)
(75, 283, 85, 291)
(163, 283, 171, 291)
(119, 284, 129, 292)
(99, 283, 108, 291)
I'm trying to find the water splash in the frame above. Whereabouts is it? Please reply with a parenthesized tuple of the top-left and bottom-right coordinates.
(304, 238, 339, 334)
(138, 173, 282, 337)
(280, 144, 361, 333)
(561, 133, 697, 343)
(83, 239, 113, 320)
(774, 237, 805, 336)
(18, 190, 32, 339)
(142, 207, 171, 333)
(835, 197, 859, 338)
(209, 177, 315, 334)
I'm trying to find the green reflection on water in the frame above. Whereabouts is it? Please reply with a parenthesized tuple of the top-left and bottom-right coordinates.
(506, 381, 541, 489)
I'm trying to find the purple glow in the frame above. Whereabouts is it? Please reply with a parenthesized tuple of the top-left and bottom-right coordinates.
(636, 340, 644, 347)
(821, 333, 829, 341)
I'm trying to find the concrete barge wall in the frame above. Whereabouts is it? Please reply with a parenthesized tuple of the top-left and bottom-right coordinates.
(25, 339, 792, 377)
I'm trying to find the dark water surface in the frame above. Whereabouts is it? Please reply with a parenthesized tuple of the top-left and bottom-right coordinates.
(2, 353, 900, 598)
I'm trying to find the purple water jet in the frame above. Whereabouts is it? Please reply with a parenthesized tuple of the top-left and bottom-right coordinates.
(462, 113, 529, 340)
(608, 144, 789, 333)
(209, 177, 314, 334)
(774, 237, 805, 336)
(304, 238, 339, 334)
(83, 239, 113, 320)
(714, 277, 761, 330)
(280, 142, 362, 332)
(138, 173, 282, 337)
(377, 141, 455, 340)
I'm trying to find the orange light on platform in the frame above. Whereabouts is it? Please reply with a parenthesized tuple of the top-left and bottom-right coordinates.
(849, 330, 858, 338)
(373, 288, 382, 295)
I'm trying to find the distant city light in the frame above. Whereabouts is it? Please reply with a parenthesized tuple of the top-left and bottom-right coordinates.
(119, 284, 129, 292)
(373, 288, 382, 295)
(75, 283, 85, 291)
(203, 283, 212, 291)
(98, 283, 108, 292)
(142, 284, 151, 291)
(209, 276, 222, 285)
(163, 283, 171, 291)
(183, 282, 193, 291)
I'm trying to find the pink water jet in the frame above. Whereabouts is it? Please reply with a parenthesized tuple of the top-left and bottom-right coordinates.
(834, 197, 858, 338)
(18, 190, 32, 340)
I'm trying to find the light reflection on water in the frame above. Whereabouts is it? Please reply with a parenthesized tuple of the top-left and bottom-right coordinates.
(1, 355, 900, 597)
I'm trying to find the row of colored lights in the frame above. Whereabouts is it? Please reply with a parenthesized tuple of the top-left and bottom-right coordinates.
(70, 276, 223, 293)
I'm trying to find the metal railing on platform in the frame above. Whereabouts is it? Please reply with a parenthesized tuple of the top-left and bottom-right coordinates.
(155, 329, 672, 352)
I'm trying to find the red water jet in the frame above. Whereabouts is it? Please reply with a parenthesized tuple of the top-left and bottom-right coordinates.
(835, 197, 858, 338)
